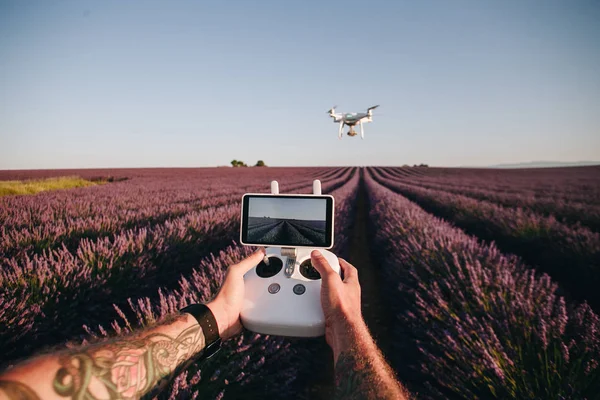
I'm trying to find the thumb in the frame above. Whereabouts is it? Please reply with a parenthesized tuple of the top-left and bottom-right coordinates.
(232, 248, 266, 275)
(310, 250, 340, 288)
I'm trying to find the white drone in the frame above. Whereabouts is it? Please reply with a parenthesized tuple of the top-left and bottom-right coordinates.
(327, 105, 379, 139)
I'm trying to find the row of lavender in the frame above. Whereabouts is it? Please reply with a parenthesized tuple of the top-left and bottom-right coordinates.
(83, 169, 360, 399)
(0, 167, 352, 365)
(387, 165, 600, 204)
(364, 169, 600, 398)
(382, 166, 600, 232)
(370, 167, 600, 311)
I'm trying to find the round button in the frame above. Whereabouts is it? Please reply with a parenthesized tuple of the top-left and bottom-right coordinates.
(268, 283, 280, 294)
(293, 284, 306, 295)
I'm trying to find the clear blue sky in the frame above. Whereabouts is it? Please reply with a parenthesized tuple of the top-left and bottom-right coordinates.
(1, 0, 599, 169)
(249, 197, 326, 221)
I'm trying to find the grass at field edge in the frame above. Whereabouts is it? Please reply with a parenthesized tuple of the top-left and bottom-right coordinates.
(0, 176, 111, 197)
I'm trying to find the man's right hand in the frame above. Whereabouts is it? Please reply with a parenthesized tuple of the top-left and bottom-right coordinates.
(310, 250, 365, 362)
(310, 250, 411, 399)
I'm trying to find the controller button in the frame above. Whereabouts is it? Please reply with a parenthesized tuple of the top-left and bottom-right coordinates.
(293, 284, 306, 295)
(268, 283, 280, 294)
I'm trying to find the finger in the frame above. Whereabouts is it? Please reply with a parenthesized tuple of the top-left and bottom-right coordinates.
(339, 258, 359, 284)
(310, 250, 340, 288)
(232, 248, 266, 275)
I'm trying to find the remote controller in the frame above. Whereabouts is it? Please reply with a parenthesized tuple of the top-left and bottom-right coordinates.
(241, 247, 341, 337)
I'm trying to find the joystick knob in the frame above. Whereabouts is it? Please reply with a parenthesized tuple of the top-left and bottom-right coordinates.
(256, 256, 283, 278)
(299, 259, 321, 280)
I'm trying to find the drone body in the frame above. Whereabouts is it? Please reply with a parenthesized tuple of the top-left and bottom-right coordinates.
(327, 105, 379, 139)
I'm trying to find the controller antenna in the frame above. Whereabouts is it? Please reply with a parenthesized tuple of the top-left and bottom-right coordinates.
(313, 179, 321, 195)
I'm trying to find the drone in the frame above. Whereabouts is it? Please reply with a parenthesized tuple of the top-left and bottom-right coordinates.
(327, 105, 379, 139)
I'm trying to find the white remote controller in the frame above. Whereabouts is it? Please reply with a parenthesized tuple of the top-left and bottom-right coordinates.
(241, 247, 341, 337)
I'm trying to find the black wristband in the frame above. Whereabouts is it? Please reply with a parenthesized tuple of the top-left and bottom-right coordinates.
(180, 303, 222, 359)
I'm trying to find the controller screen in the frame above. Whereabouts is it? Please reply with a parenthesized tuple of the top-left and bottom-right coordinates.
(242, 195, 333, 247)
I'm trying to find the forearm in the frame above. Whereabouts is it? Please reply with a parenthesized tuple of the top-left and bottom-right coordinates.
(0, 314, 205, 400)
(332, 319, 410, 400)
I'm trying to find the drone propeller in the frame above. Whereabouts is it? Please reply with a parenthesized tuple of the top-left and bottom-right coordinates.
(327, 105, 338, 113)
(366, 105, 379, 117)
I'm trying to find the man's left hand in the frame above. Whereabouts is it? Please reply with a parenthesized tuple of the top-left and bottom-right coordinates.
(206, 248, 266, 339)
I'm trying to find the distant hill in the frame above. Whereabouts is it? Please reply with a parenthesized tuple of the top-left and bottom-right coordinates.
(487, 161, 600, 169)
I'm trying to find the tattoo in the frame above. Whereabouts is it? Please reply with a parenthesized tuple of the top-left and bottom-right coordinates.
(334, 351, 407, 400)
(52, 320, 205, 399)
(0, 380, 41, 400)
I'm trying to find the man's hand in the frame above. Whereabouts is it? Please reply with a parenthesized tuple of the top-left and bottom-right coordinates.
(310, 251, 411, 399)
(310, 250, 365, 362)
(206, 248, 266, 340)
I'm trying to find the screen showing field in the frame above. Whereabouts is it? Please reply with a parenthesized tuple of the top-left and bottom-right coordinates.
(247, 197, 328, 246)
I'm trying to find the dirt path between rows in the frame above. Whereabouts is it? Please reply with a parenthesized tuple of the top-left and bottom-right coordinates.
(348, 173, 394, 357)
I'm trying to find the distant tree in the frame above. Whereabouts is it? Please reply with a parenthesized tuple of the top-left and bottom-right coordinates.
(419, 163, 429, 168)
(231, 160, 248, 167)
(255, 160, 266, 167)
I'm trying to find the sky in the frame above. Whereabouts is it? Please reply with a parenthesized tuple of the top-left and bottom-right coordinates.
(249, 197, 326, 221)
(1, 0, 599, 169)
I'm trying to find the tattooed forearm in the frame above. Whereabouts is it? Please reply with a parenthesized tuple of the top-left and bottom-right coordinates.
(0, 316, 206, 400)
(53, 320, 205, 399)
(334, 351, 409, 400)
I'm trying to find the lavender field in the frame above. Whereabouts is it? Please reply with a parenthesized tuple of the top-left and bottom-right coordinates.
(1, 166, 599, 399)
